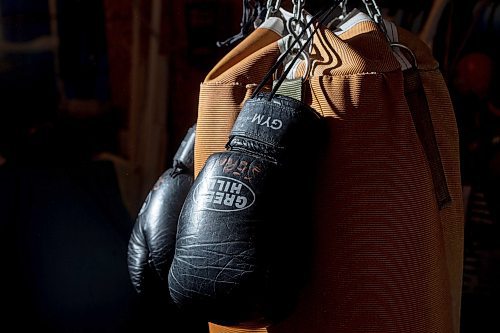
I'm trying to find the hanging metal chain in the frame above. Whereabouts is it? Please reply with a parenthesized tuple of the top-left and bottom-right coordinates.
(284, 0, 311, 83)
(292, 0, 306, 21)
(288, 0, 308, 41)
(266, 0, 282, 20)
(361, 0, 388, 39)
(362, 0, 418, 67)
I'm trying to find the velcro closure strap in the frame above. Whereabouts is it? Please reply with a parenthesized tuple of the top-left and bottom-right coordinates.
(228, 93, 320, 160)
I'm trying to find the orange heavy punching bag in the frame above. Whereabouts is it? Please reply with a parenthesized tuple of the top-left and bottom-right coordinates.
(194, 6, 464, 333)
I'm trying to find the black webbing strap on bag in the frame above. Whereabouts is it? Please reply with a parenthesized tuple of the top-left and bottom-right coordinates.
(404, 68, 452, 209)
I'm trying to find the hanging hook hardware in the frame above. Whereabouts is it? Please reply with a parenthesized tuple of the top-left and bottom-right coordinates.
(361, 0, 389, 41)
(266, 0, 283, 20)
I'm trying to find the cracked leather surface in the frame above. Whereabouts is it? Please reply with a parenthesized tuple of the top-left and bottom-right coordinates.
(168, 94, 322, 327)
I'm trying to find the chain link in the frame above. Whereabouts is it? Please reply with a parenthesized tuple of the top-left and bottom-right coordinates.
(361, 0, 389, 39)
(266, 0, 282, 20)
(292, 0, 305, 21)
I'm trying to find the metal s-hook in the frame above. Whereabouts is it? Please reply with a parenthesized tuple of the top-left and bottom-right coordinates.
(288, 0, 307, 34)
(285, 0, 312, 82)
(251, 7, 333, 100)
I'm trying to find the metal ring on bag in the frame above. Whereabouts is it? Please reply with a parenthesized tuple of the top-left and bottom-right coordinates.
(390, 42, 418, 69)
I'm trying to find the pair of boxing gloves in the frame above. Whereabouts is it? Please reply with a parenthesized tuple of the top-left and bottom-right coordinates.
(127, 93, 322, 326)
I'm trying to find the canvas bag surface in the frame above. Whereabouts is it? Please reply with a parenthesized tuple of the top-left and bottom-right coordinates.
(194, 10, 464, 333)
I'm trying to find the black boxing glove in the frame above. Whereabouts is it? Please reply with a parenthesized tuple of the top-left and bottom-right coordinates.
(127, 124, 196, 294)
(168, 93, 321, 326)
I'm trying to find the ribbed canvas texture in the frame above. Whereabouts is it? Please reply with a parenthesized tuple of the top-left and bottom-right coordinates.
(196, 17, 464, 333)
